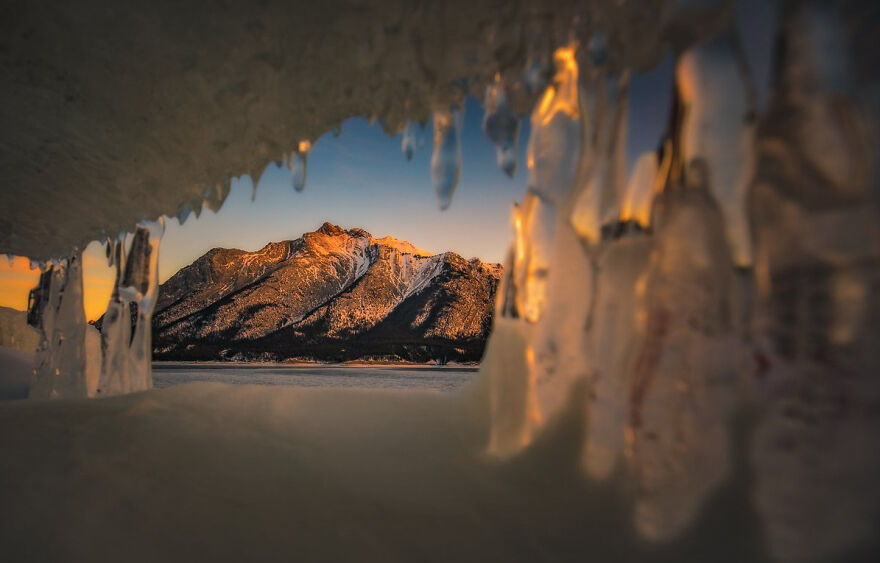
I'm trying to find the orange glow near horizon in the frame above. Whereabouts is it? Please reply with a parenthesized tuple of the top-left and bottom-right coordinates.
(0, 256, 39, 312)
(0, 243, 115, 322)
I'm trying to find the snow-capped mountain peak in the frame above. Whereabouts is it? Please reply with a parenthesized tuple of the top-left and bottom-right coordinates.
(152, 224, 501, 363)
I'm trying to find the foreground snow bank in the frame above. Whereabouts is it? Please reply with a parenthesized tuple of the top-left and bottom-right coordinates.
(0, 378, 766, 563)
(0, 346, 31, 400)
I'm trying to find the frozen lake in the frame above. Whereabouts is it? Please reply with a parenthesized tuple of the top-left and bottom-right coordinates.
(152, 362, 479, 393)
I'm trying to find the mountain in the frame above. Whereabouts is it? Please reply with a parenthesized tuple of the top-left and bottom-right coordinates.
(152, 223, 502, 363)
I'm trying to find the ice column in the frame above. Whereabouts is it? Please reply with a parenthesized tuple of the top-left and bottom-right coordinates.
(26, 251, 87, 399)
(487, 44, 586, 456)
(96, 219, 165, 396)
(676, 38, 756, 267)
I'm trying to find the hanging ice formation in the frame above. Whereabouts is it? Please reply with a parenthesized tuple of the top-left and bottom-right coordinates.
(430, 106, 464, 210)
(482, 75, 520, 177)
(203, 180, 232, 214)
(289, 140, 311, 192)
(484, 2, 880, 556)
(401, 120, 423, 161)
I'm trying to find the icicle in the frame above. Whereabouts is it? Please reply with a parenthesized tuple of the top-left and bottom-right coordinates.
(523, 42, 550, 96)
(177, 203, 192, 226)
(430, 106, 464, 210)
(29, 259, 39, 270)
(203, 180, 231, 214)
(5, 253, 13, 267)
(96, 219, 165, 397)
(332, 124, 342, 138)
(676, 38, 755, 267)
(289, 141, 311, 192)
(26, 250, 87, 399)
(401, 120, 420, 161)
(483, 74, 520, 177)
(526, 45, 582, 206)
(588, 30, 608, 67)
(619, 152, 659, 228)
(570, 71, 630, 245)
(512, 193, 556, 324)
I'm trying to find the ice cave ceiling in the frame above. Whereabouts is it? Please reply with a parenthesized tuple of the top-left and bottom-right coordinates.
(0, 0, 735, 261)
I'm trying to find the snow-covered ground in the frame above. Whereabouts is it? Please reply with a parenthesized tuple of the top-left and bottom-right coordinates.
(0, 346, 31, 400)
(0, 374, 766, 563)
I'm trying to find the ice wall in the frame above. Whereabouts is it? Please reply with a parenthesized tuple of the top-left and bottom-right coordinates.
(484, 0, 880, 560)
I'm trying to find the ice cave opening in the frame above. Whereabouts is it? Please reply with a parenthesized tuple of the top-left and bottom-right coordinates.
(1, 1, 879, 562)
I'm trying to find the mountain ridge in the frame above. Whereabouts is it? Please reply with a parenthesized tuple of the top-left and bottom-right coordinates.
(152, 223, 501, 363)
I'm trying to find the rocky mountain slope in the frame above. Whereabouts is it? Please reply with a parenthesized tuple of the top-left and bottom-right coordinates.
(152, 223, 501, 363)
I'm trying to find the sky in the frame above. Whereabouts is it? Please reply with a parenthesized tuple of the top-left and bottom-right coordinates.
(0, 1, 781, 323)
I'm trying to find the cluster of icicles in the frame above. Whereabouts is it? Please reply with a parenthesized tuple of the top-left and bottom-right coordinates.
(21, 3, 879, 560)
(27, 220, 165, 398)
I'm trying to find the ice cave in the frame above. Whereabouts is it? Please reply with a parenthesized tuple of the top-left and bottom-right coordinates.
(1, 0, 878, 561)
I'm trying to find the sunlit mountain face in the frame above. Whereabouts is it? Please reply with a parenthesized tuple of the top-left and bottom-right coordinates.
(148, 223, 500, 363)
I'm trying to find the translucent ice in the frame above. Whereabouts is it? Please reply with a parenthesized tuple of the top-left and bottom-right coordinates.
(97, 219, 165, 397)
(588, 30, 608, 67)
(619, 152, 659, 228)
(401, 120, 420, 161)
(526, 46, 582, 206)
(203, 180, 231, 213)
(523, 42, 550, 95)
(482, 76, 520, 177)
(430, 106, 464, 210)
(570, 72, 630, 245)
(288, 141, 311, 192)
(676, 38, 755, 267)
(513, 193, 557, 324)
(27, 250, 87, 399)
